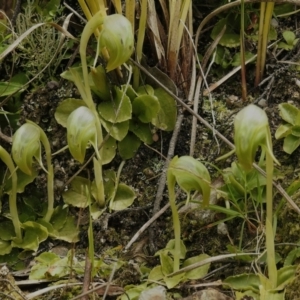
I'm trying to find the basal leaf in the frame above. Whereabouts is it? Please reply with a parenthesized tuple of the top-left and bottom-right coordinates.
(132, 94, 160, 123)
(182, 254, 210, 280)
(103, 170, 116, 201)
(109, 183, 136, 211)
(54, 99, 87, 127)
(99, 116, 129, 141)
(118, 133, 141, 159)
(291, 125, 300, 137)
(0, 239, 12, 255)
(223, 274, 260, 292)
(0, 221, 15, 241)
(54, 216, 79, 243)
(12, 221, 48, 251)
(129, 120, 153, 144)
(152, 88, 177, 131)
(283, 31, 296, 45)
(0, 81, 24, 97)
(278, 103, 299, 125)
(98, 87, 132, 123)
(283, 134, 300, 154)
(211, 18, 239, 47)
(62, 176, 91, 208)
(275, 123, 293, 139)
(136, 85, 155, 96)
(102, 135, 117, 165)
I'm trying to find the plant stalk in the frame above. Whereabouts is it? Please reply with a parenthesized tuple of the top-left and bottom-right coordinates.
(265, 150, 277, 287)
(0, 147, 22, 241)
(167, 171, 181, 272)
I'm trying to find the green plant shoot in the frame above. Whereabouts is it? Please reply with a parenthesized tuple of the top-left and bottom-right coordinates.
(234, 104, 279, 288)
(167, 156, 211, 272)
(0, 146, 22, 242)
(12, 121, 54, 222)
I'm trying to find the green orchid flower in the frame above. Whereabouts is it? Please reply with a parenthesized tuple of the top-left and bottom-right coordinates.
(12, 123, 43, 175)
(67, 106, 101, 163)
(234, 104, 279, 171)
(99, 14, 134, 72)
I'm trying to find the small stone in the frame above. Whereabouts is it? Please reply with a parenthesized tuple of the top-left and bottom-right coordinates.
(258, 98, 267, 108)
(139, 286, 166, 300)
(217, 222, 228, 236)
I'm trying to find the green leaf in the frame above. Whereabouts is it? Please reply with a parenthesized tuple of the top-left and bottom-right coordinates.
(102, 135, 117, 165)
(12, 221, 48, 252)
(164, 273, 184, 289)
(215, 46, 232, 68)
(136, 85, 155, 96)
(159, 252, 173, 275)
(285, 248, 300, 267)
(152, 88, 177, 131)
(0, 81, 25, 97)
(0, 239, 12, 255)
(144, 66, 177, 95)
(61, 66, 83, 82)
(0, 221, 15, 241)
(62, 176, 91, 208)
(283, 134, 300, 154)
(118, 133, 141, 159)
(283, 31, 295, 45)
(165, 239, 187, 259)
(211, 18, 239, 47)
(148, 265, 164, 281)
(223, 274, 260, 293)
(30, 252, 62, 280)
(132, 94, 160, 123)
(51, 206, 68, 231)
(35, 252, 60, 263)
(99, 116, 129, 141)
(291, 125, 300, 137)
(123, 84, 137, 101)
(278, 103, 300, 125)
(4, 168, 37, 194)
(232, 52, 255, 67)
(275, 123, 293, 139)
(109, 184, 136, 211)
(54, 99, 87, 127)
(276, 265, 296, 290)
(103, 170, 116, 201)
(53, 216, 79, 243)
(278, 42, 293, 50)
(98, 87, 132, 123)
(182, 254, 210, 280)
(129, 119, 153, 144)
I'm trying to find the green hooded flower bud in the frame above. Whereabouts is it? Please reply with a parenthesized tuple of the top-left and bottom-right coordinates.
(168, 156, 211, 207)
(99, 14, 134, 72)
(12, 123, 42, 175)
(234, 104, 279, 171)
(67, 106, 101, 163)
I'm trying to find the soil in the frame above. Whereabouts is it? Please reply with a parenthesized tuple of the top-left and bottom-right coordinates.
(1, 2, 300, 300)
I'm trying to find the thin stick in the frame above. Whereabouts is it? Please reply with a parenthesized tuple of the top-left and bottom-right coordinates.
(124, 202, 170, 251)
